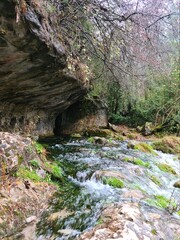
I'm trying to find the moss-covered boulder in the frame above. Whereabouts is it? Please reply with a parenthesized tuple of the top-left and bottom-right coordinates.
(157, 163, 177, 175)
(94, 170, 125, 188)
(127, 141, 156, 154)
(152, 136, 180, 154)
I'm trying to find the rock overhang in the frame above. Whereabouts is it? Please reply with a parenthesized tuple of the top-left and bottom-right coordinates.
(0, 0, 87, 135)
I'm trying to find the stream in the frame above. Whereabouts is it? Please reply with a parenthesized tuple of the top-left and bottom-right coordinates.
(37, 138, 180, 240)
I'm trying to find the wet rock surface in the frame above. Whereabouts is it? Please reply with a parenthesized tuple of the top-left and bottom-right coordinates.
(78, 202, 180, 240)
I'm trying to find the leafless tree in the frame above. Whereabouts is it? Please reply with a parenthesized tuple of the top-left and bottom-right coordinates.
(46, 0, 179, 85)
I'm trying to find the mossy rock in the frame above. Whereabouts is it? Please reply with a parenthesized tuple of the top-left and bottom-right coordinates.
(70, 133, 82, 138)
(149, 175, 162, 186)
(44, 162, 63, 180)
(123, 157, 150, 168)
(157, 163, 177, 175)
(146, 195, 168, 209)
(134, 142, 156, 154)
(152, 136, 180, 154)
(85, 128, 115, 137)
(173, 180, 180, 188)
(146, 195, 177, 210)
(103, 176, 124, 188)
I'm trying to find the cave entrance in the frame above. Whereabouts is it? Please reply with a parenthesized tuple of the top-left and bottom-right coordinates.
(54, 113, 62, 136)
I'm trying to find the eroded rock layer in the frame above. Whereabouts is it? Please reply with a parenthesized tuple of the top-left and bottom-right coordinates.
(0, 0, 86, 135)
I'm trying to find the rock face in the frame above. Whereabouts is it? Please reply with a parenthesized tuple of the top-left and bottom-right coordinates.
(0, 0, 86, 136)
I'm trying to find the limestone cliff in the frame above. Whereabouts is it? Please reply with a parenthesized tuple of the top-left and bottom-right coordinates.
(0, 0, 87, 136)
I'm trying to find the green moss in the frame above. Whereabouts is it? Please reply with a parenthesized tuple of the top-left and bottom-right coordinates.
(18, 155, 23, 165)
(146, 196, 167, 209)
(153, 142, 172, 154)
(34, 142, 45, 154)
(134, 158, 150, 168)
(130, 183, 147, 194)
(151, 229, 157, 235)
(134, 142, 156, 154)
(177, 211, 180, 216)
(154, 195, 170, 208)
(103, 177, 124, 188)
(87, 137, 94, 143)
(16, 167, 42, 182)
(152, 136, 180, 154)
(45, 162, 63, 179)
(146, 195, 177, 210)
(29, 159, 39, 168)
(123, 157, 134, 163)
(71, 133, 82, 138)
(157, 163, 177, 175)
(96, 217, 104, 225)
(149, 175, 162, 186)
(123, 157, 150, 168)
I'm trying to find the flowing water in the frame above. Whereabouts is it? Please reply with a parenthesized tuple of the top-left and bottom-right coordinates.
(37, 138, 180, 240)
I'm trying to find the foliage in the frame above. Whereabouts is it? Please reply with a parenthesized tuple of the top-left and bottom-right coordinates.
(89, 61, 179, 134)
(103, 177, 124, 188)
(157, 163, 177, 175)
(128, 64, 180, 132)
